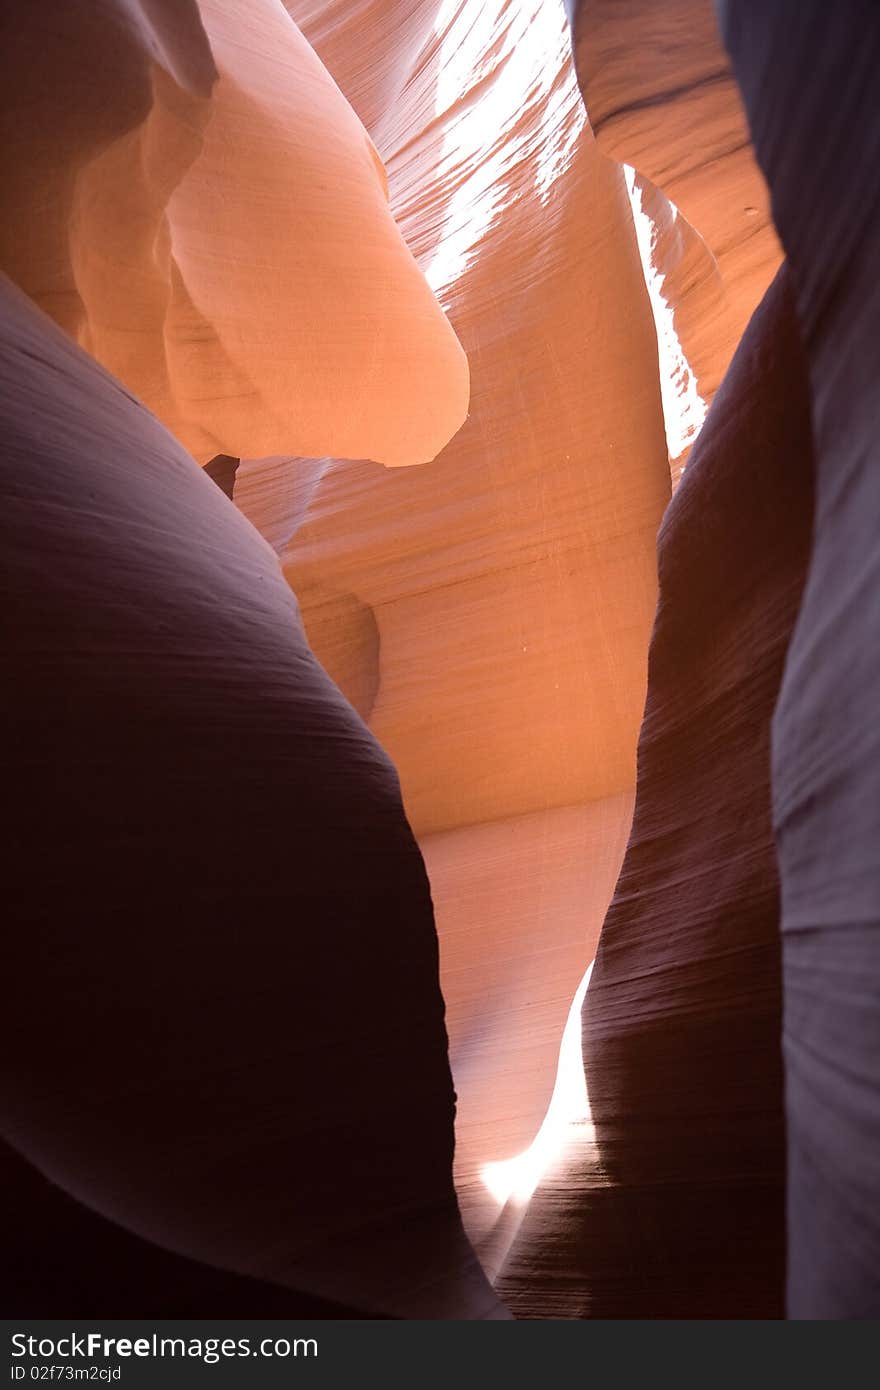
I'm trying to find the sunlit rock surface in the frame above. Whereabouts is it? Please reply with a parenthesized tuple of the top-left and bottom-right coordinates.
(0, 0, 467, 467)
(283, 0, 670, 1256)
(5, 0, 874, 1323)
(496, 265, 813, 1316)
(569, 0, 782, 478)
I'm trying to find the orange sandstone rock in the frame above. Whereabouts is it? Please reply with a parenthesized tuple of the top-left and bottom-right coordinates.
(283, 0, 671, 1254)
(571, 0, 782, 428)
(0, 0, 467, 467)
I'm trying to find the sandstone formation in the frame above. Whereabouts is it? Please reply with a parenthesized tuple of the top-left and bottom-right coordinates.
(569, 0, 782, 451)
(720, 0, 880, 1318)
(3, 0, 877, 1323)
(0, 0, 467, 467)
(493, 0, 878, 1320)
(282, 0, 671, 1253)
(0, 274, 498, 1319)
(497, 265, 813, 1316)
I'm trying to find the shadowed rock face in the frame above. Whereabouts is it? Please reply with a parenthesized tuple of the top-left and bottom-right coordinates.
(720, 0, 880, 1319)
(0, 276, 500, 1320)
(282, 0, 672, 1256)
(4, 0, 877, 1323)
(203, 453, 240, 500)
(1, 1139, 376, 1319)
(578, 265, 813, 1317)
(497, 265, 813, 1318)
(523, 0, 879, 1320)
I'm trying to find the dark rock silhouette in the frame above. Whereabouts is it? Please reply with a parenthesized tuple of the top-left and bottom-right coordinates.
(203, 454, 240, 500)
(721, 0, 880, 1319)
(4, 0, 878, 1322)
(0, 275, 500, 1319)
(498, 264, 813, 1318)
(578, 266, 813, 1317)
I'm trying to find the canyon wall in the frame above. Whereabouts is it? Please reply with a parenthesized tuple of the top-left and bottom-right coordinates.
(5, 0, 876, 1321)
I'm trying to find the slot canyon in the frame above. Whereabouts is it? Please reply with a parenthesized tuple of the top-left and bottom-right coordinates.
(2, 0, 878, 1320)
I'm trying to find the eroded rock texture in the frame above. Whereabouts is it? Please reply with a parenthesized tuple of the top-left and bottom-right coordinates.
(497, 266, 813, 1317)
(0, 275, 499, 1319)
(1, 0, 678, 1310)
(5, 0, 875, 1323)
(568, 0, 782, 480)
(0, 0, 467, 466)
(721, 0, 880, 1319)
(281, 0, 671, 1253)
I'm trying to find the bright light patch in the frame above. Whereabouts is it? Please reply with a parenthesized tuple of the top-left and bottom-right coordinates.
(481, 961, 594, 1208)
(624, 165, 707, 468)
(425, 0, 586, 300)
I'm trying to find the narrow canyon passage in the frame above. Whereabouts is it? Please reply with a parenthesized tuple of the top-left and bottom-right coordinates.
(2, 0, 878, 1323)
